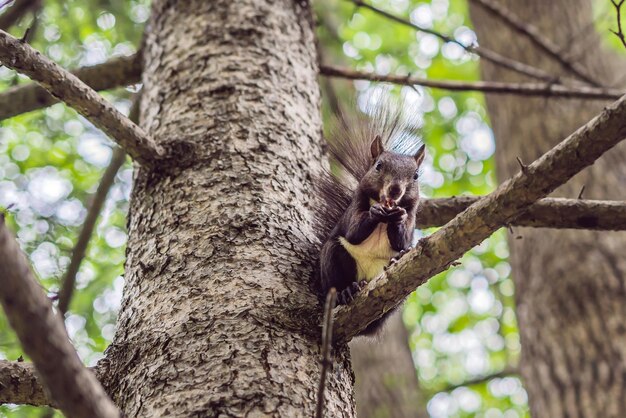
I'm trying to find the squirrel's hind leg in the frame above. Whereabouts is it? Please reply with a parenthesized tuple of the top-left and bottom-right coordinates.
(320, 239, 365, 305)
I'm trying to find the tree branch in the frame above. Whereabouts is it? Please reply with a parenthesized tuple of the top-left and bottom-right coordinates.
(350, 0, 575, 84)
(57, 96, 139, 314)
(0, 53, 142, 121)
(469, 0, 600, 86)
(417, 197, 626, 230)
(610, 0, 626, 50)
(57, 147, 126, 314)
(0, 30, 162, 164)
(320, 65, 623, 100)
(0, 360, 107, 407)
(333, 92, 626, 341)
(0, 360, 49, 406)
(440, 367, 518, 393)
(0, 217, 121, 417)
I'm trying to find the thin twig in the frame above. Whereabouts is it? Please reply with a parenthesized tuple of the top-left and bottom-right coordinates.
(0, 216, 121, 417)
(320, 65, 623, 100)
(57, 97, 139, 314)
(469, 0, 600, 86)
(441, 367, 518, 393)
(610, 0, 626, 49)
(57, 147, 126, 314)
(317, 44, 346, 114)
(0, 30, 162, 164)
(18, 0, 39, 45)
(350, 0, 573, 84)
(0, 53, 618, 124)
(315, 288, 337, 418)
(332, 91, 626, 341)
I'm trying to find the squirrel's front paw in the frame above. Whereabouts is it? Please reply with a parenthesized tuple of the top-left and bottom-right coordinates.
(385, 206, 407, 224)
(384, 248, 411, 270)
(337, 280, 368, 305)
(369, 204, 387, 221)
(395, 247, 411, 259)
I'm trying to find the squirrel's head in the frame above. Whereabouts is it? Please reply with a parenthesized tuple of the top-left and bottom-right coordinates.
(359, 135, 426, 208)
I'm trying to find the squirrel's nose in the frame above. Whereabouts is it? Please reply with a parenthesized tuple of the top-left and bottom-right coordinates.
(388, 184, 403, 200)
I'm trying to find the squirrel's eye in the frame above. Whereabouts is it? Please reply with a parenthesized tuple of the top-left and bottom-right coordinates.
(375, 161, 383, 171)
(413, 171, 419, 180)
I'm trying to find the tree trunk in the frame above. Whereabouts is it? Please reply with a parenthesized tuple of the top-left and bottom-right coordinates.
(98, 1, 356, 416)
(469, 1, 626, 417)
(351, 312, 427, 418)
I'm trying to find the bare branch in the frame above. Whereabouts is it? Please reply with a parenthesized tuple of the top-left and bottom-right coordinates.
(440, 367, 518, 393)
(610, 0, 626, 49)
(0, 360, 49, 406)
(469, 0, 600, 86)
(315, 288, 337, 418)
(0, 0, 39, 31)
(57, 147, 126, 314)
(0, 30, 162, 164)
(0, 53, 142, 121)
(320, 65, 623, 100)
(0, 360, 107, 407)
(0, 217, 121, 417)
(57, 97, 139, 314)
(417, 197, 626, 231)
(350, 0, 573, 84)
(333, 92, 626, 341)
(515, 156, 528, 173)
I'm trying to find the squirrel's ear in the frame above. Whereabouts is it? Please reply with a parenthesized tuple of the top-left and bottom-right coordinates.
(414, 144, 426, 166)
(370, 135, 384, 159)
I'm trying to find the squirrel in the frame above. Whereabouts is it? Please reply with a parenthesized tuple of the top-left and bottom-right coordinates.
(314, 101, 426, 336)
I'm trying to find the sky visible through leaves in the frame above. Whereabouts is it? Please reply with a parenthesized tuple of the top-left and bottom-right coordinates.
(0, 0, 623, 417)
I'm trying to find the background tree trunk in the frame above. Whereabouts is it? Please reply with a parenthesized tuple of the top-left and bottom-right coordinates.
(469, 1, 626, 416)
(98, 1, 356, 416)
(351, 312, 427, 418)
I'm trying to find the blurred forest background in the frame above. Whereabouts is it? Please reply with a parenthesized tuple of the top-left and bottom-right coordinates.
(0, 0, 624, 417)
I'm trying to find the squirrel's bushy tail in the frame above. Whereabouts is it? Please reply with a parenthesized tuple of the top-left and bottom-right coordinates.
(313, 99, 422, 243)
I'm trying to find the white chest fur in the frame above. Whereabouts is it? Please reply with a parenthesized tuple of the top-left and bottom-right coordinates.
(338, 223, 398, 282)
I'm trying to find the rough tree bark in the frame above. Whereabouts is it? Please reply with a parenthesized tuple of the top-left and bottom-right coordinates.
(351, 313, 427, 418)
(95, 1, 355, 416)
(469, 1, 626, 416)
